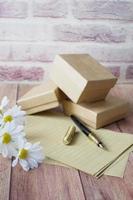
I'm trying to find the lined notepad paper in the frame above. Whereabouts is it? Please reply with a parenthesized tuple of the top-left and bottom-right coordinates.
(25, 112, 133, 178)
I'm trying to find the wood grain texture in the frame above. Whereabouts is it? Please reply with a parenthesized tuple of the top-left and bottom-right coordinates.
(116, 85, 133, 199)
(17, 84, 36, 99)
(17, 81, 66, 114)
(10, 164, 85, 200)
(0, 84, 17, 200)
(63, 96, 129, 129)
(51, 54, 117, 103)
(3, 83, 133, 200)
(10, 84, 85, 200)
(79, 85, 133, 200)
(78, 124, 128, 200)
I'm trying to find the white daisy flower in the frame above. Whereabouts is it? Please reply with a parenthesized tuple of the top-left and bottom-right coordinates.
(0, 122, 25, 158)
(12, 140, 45, 171)
(0, 96, 9, 114)
(0, 105, 26, 127)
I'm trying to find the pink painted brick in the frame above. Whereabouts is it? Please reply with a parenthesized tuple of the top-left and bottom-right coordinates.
(0, 0, 28, 18)
(0, 43, 10, 60)
(72, 0, 133, 21)
(0, 66, 44, 81)
(29, 44, 86, 62)
(108, 66, 120, 77)
(126, 66, 133, 79)
(11, 43, 57, 62)
(30, 44, 53, 62)
(29, 44, 97, 62)
(11, 43, 31, 61)
(0, 22, 48, 41)
(81, 46, 133, 62)
(10, 43, 133, 63)
(33, 0, 67, 18)
(54, 24, 126, 43)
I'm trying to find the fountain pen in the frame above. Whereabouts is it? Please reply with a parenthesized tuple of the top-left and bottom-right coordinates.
(71, 115, 104, 149)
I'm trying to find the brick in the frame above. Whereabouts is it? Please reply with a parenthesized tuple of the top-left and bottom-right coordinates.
(0, 43, 10, 60)
(81, 46, 133, 62)
(126, 66, 133, 79)
(33, 0, 67, 18)
(0, 66, 44, 81)
(108, 67, 120, 77)
(0, 21, 49, 41)
(72, 0, 133, 21)
(29, 44, 82, 62)
(30, 44, 53, 62)
(0, 0, 28, 18)
(10, 43, 133, 63)
(54, 24, 126, 43)
(11, 43, 56, 62)
(11, 43, 31, 61)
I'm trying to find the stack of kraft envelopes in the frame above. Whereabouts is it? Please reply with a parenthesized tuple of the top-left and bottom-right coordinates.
(18, 54, 133, 178)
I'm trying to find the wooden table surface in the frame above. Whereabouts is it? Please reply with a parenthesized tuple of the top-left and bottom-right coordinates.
(0, 83, 133, 200)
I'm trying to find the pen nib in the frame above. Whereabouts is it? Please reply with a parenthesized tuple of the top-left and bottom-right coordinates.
(97, 142, 104, 149)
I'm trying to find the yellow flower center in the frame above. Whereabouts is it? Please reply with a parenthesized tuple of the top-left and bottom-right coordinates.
(2, 132, 11, 144)
(4, 115, 13, 123)
(19, 149, 28, 159)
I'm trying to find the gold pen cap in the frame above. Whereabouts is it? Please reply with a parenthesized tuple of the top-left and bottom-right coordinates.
(63, 125, 76, 145)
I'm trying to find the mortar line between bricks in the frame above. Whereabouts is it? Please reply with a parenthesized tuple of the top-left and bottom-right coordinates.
(0, 60, 132, 65)
(0, 18, 133, 25)
(0, 40, 132, 47)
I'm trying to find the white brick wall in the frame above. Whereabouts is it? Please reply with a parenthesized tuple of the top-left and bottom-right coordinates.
(0, 0, 132, 82)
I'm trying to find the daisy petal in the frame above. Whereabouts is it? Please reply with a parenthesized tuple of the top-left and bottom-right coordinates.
(13, 125, 24, 133)
(8, 143, 17, 157)
(1, 96, 9, 110)
(2, 145, 8, 157)
(24, 142, 32, 149)
(28, 158, 38, 169)
(19, 159, 30, 171)
(12, 157, 19, 167)
(18, 138, 26, 149)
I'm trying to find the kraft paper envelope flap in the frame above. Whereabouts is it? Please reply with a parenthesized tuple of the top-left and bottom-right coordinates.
(25, 112, 133, 176)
